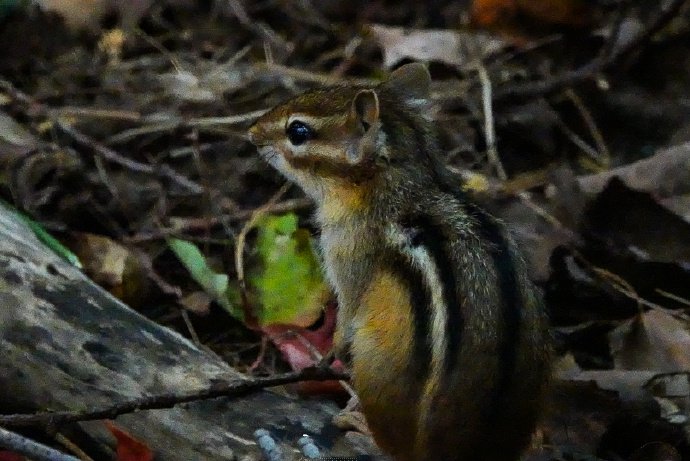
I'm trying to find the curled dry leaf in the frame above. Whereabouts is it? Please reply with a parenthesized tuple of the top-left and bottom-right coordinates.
(366, 24, 506, 68)
(70, 233, 130, 287)
(158, 67, 245, 103)
(609, 309, 690, 372)
(565, 369, 657, 402)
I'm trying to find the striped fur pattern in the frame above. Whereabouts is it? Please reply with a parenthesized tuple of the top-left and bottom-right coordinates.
(249, 64, 551, 461)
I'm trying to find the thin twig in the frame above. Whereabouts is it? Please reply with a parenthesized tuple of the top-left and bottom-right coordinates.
(599, 1, 633, 62)
(0, 367, 348, 428)
(54, 433, 95, 461)
(572, 250, 690, 320)
(123, 198, 313, 243)
(53, 107, 142, 122)
(55, 122, 203, 194)
(107, 110, 268, 145)
(476, 64, 507, 181)
(257, 62, 376, 86)
(234, 183, 291, 324)
(133, 248, 182, 298)
(555, 115, 605, 165)
(187, 110, 269, 127)
(564, 88, 610, 167)
(290, 332, 357, 399)
(180, 309, 201, 345)
(134, 28, 183, 72)
(477, 61, 574, 234)
(655, 289, 690, 308)
(517, 191, 574, 236)
(0, 78, 204, 195)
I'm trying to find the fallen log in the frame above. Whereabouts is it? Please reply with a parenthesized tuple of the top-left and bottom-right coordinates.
(0, 201, 373, 460)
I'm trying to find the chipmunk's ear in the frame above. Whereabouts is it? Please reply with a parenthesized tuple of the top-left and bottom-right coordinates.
(351, 89, 380, 133)
(347, 89, 380, 164)
(382, 63, 431, 103)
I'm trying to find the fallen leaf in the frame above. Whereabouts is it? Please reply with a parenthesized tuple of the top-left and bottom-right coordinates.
(168, 238, 238, 316)
(261, 301, 345, 395)
(0, 452, 25, 461)
(564, 369, 657, 402)
(2, 200, 82, 269)
(250, 213, 329, 328)
(105, 421, 154, 461)
(70, 233, 129, 286)
(582, 177, 690, 265)
(158, 66, 244, 103)
(262, 302, 338, 370)
(577, 142, 690, 199)
(610, 309, 690, 372)
(471, 0, 593, 32)
(179, 290, 212, 316)
(0, 112, 41, 150)
(367, 24, 505, 68)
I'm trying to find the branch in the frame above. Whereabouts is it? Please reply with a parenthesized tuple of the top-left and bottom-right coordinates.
(0, 79, 203, 195)
(0, 367, 348, 428)
(494, 0, 688, 101)
(0, 427, 80, 461)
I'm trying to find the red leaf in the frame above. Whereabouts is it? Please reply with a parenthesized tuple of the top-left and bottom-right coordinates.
(0, 451, 26, 461)
(104, 421, 154, 461)
(261, 302, 346, 396)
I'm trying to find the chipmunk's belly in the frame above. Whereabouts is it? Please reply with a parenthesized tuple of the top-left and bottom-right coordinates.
(350, 269, 422, 461)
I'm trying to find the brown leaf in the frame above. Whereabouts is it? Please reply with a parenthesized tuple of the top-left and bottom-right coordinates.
(179, 290, 212, 316)
(610, 309, 690, 372)
(563, 369, 656, 401)
(367, 24, 505, 69)
(68, 232, 155, 308)
(69, 233, 131, 287)
(577, 142, 690, 200)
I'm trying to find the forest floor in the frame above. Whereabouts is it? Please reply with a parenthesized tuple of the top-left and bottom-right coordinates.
(1, 0, 690, 460)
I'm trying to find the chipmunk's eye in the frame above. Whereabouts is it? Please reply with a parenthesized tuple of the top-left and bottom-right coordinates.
(286, 120, 313, 146)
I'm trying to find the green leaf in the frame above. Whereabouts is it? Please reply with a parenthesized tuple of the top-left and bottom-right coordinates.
(1, 199, 82, 269)
(249, 213, 328, 327)
(167, 238, 239, 318)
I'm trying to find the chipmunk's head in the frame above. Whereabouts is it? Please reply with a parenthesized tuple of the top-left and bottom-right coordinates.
(248, 63, 432, 203)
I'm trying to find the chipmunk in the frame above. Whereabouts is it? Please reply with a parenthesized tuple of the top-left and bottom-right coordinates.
(248, 63, 551, 461)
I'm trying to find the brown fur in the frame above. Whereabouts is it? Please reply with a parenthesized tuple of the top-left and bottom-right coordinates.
(249, 63, 552, 461)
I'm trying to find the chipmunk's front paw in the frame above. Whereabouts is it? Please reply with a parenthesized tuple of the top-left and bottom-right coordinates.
(333, 395, 371, 435)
